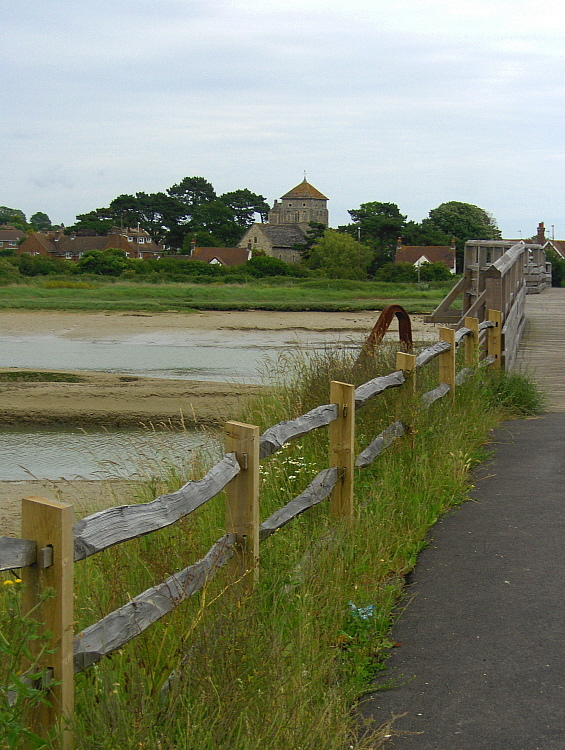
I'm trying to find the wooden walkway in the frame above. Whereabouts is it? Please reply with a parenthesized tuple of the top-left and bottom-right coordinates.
(515, 287, 565, 411)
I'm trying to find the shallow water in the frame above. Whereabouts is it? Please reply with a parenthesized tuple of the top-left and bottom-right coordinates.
(0, 425, 220, 481)
(0, 328, 362, 479)
(0, 329, 360, 382)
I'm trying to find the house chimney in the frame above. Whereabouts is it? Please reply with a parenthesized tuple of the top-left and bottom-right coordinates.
(396, 237, 402, 251)
(190, 238, 196, 256)
(536, 222, 546, 245)
(450, 237, 457, 250)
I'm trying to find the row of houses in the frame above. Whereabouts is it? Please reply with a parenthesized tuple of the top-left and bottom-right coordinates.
(2, 225, 249, 267)
(3, 179, 563, 271)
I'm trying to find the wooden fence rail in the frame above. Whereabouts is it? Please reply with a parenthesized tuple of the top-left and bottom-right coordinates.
(0, 311, 503, 748)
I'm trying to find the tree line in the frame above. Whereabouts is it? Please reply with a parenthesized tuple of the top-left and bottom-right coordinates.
(2, 177, 504, 279)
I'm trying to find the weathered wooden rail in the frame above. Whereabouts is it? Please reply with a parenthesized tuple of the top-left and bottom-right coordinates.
(428, 239, 551, 371)
(0, 312, 503, 748)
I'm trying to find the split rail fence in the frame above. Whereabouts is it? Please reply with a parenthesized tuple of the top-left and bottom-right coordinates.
(0, 311, 504, 748)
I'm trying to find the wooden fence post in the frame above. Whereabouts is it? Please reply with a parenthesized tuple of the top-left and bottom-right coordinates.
(464, 316, 480, 368)
(439, 327, 456, 394)
(396, 352, 416, 393)
(487, 308, 502, 369)
(225, 421, 260, 591)
(21, 496, 74, 750)
(329, 381, 355, 521)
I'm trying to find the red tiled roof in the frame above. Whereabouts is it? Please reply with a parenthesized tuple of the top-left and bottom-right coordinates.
(192, 247, 250, 266)
(395, 245, 455, 267)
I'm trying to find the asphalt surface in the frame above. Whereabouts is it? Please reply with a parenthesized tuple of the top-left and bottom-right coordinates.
(360, 413, 565, 749)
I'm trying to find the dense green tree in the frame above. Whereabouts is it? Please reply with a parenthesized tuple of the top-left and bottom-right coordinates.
(109, 192, 184, 244)
(219, 189, 270, 226)
(167, 176, 216, 207)
(400, 219, 452, 247)
(341, 202, 406, 270)
(307, 230, 372, 279)
(427, 201, 500, 242)
(292, 221, 326, 261)
(29, 212, 52, 231)
(189, 200, 244, 246)
(426, 201, 501, 269)
(0, 207, 27, 230)
(67, 209, 115, 236)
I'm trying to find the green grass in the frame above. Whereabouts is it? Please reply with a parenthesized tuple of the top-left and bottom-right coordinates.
(0, 278, 456, 313)
(2, 348, 541, 749)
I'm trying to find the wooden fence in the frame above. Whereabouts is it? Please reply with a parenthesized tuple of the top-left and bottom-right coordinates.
(428, 239, 551, 370)
(0, 312, 503, 748)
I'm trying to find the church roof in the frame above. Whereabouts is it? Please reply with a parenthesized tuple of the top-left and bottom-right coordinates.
(281, 178, 328, 201)
(256, 224, 307, 248)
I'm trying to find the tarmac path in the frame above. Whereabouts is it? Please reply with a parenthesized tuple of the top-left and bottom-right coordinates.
(360, 414, 565, 748)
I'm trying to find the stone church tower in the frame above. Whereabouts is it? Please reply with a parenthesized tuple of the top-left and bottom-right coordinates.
(268, 178, 329, 228)
(237, 178, 329, 263)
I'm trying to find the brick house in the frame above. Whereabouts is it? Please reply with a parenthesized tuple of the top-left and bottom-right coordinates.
(17, 228, 165, 261)
(0, 226, 27, 250)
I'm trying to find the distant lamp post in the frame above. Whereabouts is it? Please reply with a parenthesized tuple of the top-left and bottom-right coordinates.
(357, 226, 361, 269)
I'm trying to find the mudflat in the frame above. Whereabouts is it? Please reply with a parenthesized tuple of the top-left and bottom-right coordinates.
(0, 309, 438, 427)
(0, 309, 438, 535)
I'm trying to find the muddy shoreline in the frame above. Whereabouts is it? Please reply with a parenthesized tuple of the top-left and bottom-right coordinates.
(0, 309, 437, 427)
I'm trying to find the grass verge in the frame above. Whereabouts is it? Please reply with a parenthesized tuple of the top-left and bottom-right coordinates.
(0, 279, 455, 314)
(1, 347, 543, 749)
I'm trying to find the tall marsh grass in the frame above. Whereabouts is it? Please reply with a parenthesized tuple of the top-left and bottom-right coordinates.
(1, 345, 543, 749)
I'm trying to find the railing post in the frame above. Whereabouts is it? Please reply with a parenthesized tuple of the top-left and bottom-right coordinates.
(329, 381, 355, 521)
(487, 309, 502, 369)
(439, 327, 456, 394)
(225, 421, 260, 591)
(21, 496, 74, 750)
(464, 316, 480, 368)
(396, 352, 416, 393)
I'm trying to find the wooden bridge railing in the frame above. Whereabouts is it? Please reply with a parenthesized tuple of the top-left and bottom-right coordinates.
(428, 239, 550, 370)
(0, 312, 503, 747)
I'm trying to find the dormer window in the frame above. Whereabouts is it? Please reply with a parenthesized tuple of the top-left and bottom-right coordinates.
(127, 236, 133, 242)
(138, 237, 144, 243)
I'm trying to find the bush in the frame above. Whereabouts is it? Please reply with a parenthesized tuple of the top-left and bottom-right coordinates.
(77, 248, 129, 276)
(0, 259, 20, 284)
(245, 255, 294, 277)
(374, 262, 417, 282)
(10, 254, 69, 277)
(545, 248, 565, 287)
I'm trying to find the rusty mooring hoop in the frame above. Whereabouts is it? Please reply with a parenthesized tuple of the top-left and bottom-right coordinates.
(360, 304, 413, 359)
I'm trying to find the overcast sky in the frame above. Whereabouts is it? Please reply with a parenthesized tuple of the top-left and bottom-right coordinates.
(2, 0, 565, 238)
